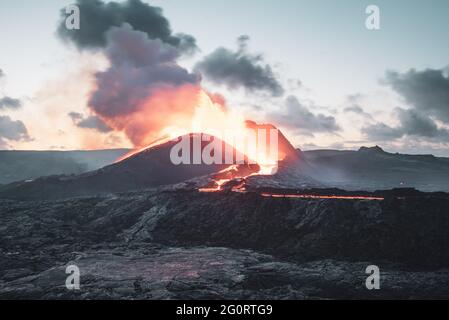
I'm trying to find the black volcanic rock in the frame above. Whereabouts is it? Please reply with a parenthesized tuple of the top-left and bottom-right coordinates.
(1, 188, 449, 299)
(4, 133, 449, 299)
(2, 245, 449, 299)
(138, 191, 449, 269)
(2, 189, 449, 270)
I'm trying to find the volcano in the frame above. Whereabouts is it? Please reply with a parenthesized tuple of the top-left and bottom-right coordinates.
(0, 134, 237, 200)
(3, 127, 449, 299)
(0, 126, 308, 200)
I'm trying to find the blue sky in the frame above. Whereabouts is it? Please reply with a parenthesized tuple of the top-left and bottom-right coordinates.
(0, 0, 449, 154)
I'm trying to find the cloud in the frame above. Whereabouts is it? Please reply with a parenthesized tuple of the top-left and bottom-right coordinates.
(89, 24, 199, 117)
(385, 68, 449, 123)
(0, 70, 22, 110)
(363, 67, 449, 143)
(87, 24, 202, 147)
(0, 116, 31, 142)
(396, 108, 447, 138)
(194, 36, 284, 97)
(362, 108, 449, 141)
(68, 112, 112, 133)
(0, 138, 10, 149)
(344, 105, 364, 114)
(343, 94, 374, 119)
(269, 96, 340, 134)
(361, 122, 403, 141)
(344, 105, 374, 119)
(0, 96, 22, 110)
(57, 0, 197, 54)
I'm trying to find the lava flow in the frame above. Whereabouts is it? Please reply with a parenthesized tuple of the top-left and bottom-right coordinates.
(198, 164, 260, 193)
(199, 172, 385, 201)
(260, 193, 384, 201)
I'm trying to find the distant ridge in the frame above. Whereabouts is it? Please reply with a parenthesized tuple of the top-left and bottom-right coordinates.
(0, 149, 130, 185)
(358, 145, 385, 153)
(303, 146, 449, 192)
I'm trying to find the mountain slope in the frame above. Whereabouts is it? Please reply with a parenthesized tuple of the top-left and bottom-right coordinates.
(0, 134, 238, 200)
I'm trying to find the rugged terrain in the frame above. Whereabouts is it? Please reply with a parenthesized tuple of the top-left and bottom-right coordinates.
(2, 139, 449, 299)
(1, 186, 449, 299)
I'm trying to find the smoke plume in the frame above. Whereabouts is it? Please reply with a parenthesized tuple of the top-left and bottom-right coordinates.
(88, 24, 202, 147)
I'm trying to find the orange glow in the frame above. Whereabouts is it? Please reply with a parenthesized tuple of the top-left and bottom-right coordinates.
(198, 179, 232, 192)
(186, 91, 281, 175)
(101, 84, 200, 148)
(198, 165, 254, 192)
(116, 89, 283, 176)
(260, 193, 384, 201)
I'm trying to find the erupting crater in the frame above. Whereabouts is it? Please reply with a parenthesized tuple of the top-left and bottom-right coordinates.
(110, 87, 384, 201)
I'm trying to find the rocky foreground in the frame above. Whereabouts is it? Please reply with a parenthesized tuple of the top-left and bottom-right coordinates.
(1, 187, 449, 299)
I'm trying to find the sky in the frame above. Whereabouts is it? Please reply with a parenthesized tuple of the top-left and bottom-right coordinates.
(0, 0, 449, 155)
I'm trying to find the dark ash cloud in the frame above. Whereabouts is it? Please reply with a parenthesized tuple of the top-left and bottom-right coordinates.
(89, 24, 199, 118)
(0, 96, 22, 110)
(270, 96, 340, 135)
(396, 108, 445, 138)
(362, 108, 449, 141)
(68, 112, 112, 133)
(361, 122, 403, 141)
(385, 68, 449, 123)
(0, 69, 4, 78)
(86, 24, 201, 146)
(57, 0, 197, 54)
(0, 116, 31, 142)
(364, 67, 449, 142)
(194, 36, 284, 97)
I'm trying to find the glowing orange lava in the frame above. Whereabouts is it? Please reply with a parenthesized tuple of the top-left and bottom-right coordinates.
(116, 90, 281, 172)
(260, 193, 384, 201)
(112, 88, 382, 201)
(198, 179, 231, 192)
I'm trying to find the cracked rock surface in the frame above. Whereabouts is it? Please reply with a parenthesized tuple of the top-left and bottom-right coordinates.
(1, 189, 449, 299)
